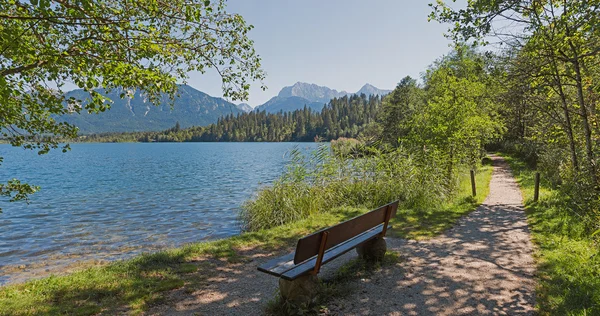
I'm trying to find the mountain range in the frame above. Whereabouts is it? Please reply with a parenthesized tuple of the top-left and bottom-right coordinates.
(254, 82, 391, 113)
(59, 85, 242, 134)
(59, 82, 391, 134)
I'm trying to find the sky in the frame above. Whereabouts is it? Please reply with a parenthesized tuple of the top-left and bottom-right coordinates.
(187, 0, 460, 107)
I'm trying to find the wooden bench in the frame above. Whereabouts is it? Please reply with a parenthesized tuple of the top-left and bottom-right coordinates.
(257, 200, 399, 302)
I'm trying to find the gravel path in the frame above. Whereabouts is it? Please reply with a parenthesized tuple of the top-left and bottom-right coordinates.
(148, 155, 536, 315)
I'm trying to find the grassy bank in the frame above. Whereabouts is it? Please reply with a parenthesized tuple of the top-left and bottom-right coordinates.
(503, 155, 600, 315)
(0, 163, 493, 315)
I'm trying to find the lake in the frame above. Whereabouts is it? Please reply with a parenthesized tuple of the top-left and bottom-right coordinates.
(0, 142, 321, 284)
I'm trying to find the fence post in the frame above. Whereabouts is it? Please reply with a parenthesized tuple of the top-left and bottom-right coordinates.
(534, 172, 540, 202)
(470, 170, 476, 197)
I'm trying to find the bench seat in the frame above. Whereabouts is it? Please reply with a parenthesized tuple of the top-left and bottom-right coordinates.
(258, 223, 385, 280)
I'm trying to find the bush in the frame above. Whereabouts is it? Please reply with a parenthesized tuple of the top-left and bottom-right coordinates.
(330, 137, 362, 157)
(502, 141, 600, 235)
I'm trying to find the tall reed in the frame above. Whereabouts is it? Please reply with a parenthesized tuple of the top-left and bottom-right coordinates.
(240, 145, 449, 231)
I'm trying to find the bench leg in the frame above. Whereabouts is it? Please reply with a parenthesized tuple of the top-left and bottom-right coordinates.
(356, 236, 387, 261)
(278, 274, 319, 305)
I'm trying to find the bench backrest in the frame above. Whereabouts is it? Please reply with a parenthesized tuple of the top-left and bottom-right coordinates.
(293, 200, 399, 264)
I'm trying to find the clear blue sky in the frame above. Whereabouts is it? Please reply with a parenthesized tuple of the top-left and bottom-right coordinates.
(187, 0, 459, 107)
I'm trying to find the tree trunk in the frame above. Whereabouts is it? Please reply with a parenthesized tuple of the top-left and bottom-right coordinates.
(553, 62, 579, 172)
(572, 55, 597, 185)
(559, 93, 579, 173)
(563, 12, 597, 185)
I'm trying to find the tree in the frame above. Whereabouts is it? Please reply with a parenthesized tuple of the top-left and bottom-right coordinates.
(379, 76, 424, 146)
(379, 47, 504, 183)
(420, 49, 503, 178)
(430, 0, 600, 185)
(0, 0, 265, 208)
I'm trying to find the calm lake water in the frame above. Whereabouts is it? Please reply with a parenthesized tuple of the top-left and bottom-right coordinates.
(0, 142, 320, 284)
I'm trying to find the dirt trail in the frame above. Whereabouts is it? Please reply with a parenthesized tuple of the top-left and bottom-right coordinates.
(149, 155, 536, 315)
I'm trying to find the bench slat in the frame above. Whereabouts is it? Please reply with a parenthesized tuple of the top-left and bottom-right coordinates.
(281, 223, 384, 280)
(257, 252, 297, 278)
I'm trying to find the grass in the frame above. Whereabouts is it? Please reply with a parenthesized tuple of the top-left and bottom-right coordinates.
(0, 161, 494, 316)
(502, 154, 600, 316)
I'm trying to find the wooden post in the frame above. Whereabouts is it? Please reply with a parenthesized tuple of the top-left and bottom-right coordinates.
(470, 170, 476, 197)
(380, 204, 393, 237)
(534, 172, 540, 202)
(312, 231, 329, 274)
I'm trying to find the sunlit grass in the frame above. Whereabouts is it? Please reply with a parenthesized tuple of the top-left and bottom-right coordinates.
(502, 154, 600, 316)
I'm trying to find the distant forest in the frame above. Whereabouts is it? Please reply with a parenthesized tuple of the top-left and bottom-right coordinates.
(77, 94, 382, 143)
